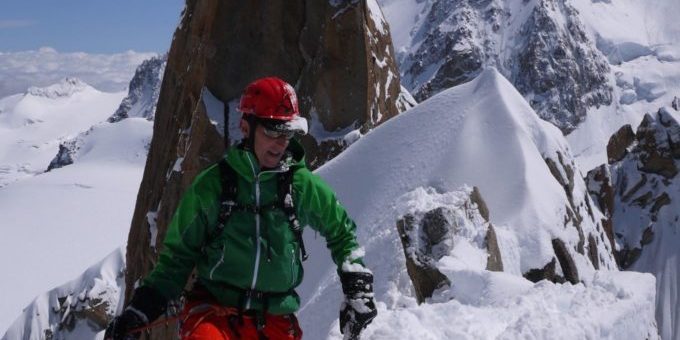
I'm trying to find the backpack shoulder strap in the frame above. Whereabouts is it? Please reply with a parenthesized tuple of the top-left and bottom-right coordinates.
(277, 168, 309, 261)
(212, 159, 238, 240)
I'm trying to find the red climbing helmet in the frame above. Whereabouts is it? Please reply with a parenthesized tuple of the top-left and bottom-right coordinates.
(238, 77, 307, 135)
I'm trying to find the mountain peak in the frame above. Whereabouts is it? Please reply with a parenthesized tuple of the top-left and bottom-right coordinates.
(26, 77, 91, 99)
(108, 55, 166, 123)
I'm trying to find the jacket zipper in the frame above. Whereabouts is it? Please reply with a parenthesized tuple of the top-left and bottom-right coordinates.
(245, 155, 261, 310)
(244, 155, 291, 309)
(290, 247, 297, 286)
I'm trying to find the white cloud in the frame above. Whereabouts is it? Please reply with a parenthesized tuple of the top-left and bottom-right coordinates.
(0, 48, 158, 98)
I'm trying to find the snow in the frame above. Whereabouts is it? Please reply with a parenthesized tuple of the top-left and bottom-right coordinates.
(295, 68, 655, 339)
(2, 248, 126, 340)
(0, 79, 150, 333)
(308, 107, 360, 143)
(570, 0, 680, 48)
(0, 81, 127, 187)
(318, 68, 580, 271)
(565, 0, 680, 172)
(335, 270, 656, 340)
(201, 87, 226, 137)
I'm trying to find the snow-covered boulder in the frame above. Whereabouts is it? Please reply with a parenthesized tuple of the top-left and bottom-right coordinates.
(396, 186, 503, 303)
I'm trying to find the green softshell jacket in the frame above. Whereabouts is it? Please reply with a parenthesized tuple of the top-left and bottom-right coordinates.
(143, 140, 361, 314)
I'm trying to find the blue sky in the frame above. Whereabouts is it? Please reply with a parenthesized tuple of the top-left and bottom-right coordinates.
(0, 0, 184, 53)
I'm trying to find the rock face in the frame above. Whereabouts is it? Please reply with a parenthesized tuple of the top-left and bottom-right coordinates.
(587, 104, 680, 268)
(586, 102, 680, 339)
(124, 1, 403, 338)
(395, 0, 612, 134)
(538, 146, 615, 283)
(46, 140, 78, 171)
(396, 186, 503, 304)
(108, 55, 167, 123)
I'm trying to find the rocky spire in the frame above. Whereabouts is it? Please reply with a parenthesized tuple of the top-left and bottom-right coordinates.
(108, 55, 167, 123)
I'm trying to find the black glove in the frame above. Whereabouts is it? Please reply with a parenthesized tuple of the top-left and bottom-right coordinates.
(339, 271, 377, 339)
(104, 286, 167, 340)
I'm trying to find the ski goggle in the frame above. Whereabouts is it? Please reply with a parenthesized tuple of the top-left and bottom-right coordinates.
(262, 126, 296, 139)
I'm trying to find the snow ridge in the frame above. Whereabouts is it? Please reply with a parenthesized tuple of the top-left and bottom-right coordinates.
(2, 249, 126, 340)
(297, 68, 645, 339)
(26, 78, 89, 99)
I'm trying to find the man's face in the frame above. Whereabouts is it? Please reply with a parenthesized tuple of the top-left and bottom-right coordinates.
(241, 119, 290, 168)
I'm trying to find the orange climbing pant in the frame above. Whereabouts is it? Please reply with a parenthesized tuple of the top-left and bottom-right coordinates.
(179, 300, 303, 340)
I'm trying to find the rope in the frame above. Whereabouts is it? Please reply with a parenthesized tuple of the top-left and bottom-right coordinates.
(124, 305, 239, 336)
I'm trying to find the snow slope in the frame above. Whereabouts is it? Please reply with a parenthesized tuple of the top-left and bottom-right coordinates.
(296, 68, 655, 339)
(565, 0, 680, 171)
(2, 249, 126, 340)
(0, 78, 127, 187)
(0, 79, 151, 333)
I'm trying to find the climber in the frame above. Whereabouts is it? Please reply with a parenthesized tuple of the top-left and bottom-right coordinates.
(105, 77, 377, 340)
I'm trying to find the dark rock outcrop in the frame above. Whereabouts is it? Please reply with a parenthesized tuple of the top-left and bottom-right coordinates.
(123, 2, 403, 338)
(524, 258, 563, 283)
(108, 55, 167, 123)
(607, 124, 635, 164)
(396, 215, 452, 304)
(522, 239, 581, 284)
(485, 225, 503, 272)
(552, 238, 579, 284)
(636, 110, 680, 178)
(586, 101, 680, 269)
(46, 142, 77, 171)
(51, 296, 110, 333)
(542, 148, 616, 273)
(513, 1, 612, 133)
(585, 164, 616, 247)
